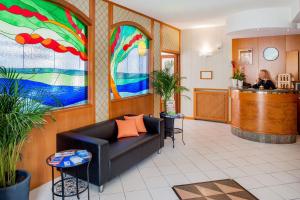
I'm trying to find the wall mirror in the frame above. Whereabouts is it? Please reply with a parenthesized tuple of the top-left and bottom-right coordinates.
(263, 47, 279, 61)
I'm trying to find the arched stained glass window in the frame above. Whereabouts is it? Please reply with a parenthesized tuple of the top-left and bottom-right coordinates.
(0, 0, 88, 108)
(110, 25, 150, 99)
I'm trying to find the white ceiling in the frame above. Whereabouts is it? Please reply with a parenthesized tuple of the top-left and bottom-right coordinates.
(110, 0, 295, 29)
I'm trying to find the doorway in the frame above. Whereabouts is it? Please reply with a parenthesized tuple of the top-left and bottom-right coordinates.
(161, 52, 180, 113)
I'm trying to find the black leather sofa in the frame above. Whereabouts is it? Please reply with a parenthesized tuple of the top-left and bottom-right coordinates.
(56, 115, 164, 191)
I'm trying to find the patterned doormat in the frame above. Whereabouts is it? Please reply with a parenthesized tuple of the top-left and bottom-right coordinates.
(172, 179, 258, 200)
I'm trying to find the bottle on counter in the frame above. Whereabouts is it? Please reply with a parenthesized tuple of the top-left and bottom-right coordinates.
(259, 85, 264, 90)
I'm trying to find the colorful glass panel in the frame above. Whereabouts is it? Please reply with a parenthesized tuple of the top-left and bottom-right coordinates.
(110, 25, 150, 99)
(0, 0, 88, 108)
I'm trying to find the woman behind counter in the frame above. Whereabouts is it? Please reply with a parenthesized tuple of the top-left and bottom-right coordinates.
(252, 69, 276, 90)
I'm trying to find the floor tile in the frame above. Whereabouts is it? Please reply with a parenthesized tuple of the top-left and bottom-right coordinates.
(144, 176, 169, 189)
(203, 170, 229, 180)
(139, 167, 161, 178)
(269, 184, 300, 200)
(158, 165, 181, 175)
(100, 193, 125, 200)
(125, 190, 152, 200)
(222, 167, 247, 178)
(235, 176, 265, 190)
(253, 174, 282, 186)
(184, 172, 210, 183)
(250, 187, 283, 200)
(271, 171, 299, 184)
(164, 174, 189, 186)
(101, 177, 123, 194)
(176, 163, 199, 173)
(212, 159, 235, 169)
(149, 187, 179, 200)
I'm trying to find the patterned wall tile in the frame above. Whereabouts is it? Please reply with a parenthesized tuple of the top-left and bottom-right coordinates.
(113, 6, 152, 34)
(66, 0, 90, 17)
(95, 0, 109, 122)
(153, 21, 161, 117)
(161, 25, 180, 52)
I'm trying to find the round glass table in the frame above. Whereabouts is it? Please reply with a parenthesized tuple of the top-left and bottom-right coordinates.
(46, 150, 92, 200)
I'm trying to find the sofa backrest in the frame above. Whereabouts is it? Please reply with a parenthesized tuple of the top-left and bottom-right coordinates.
(72, 119, 121, 143)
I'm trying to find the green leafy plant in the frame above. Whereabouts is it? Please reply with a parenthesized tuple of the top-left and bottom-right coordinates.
(0, 67, 53, 188)
(232, 69, 245, 81)
(151, 66, 189, 113)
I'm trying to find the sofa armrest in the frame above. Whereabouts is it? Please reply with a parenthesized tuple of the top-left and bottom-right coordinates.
(143, 116, 165, 148)
(57, 133, 110, 186)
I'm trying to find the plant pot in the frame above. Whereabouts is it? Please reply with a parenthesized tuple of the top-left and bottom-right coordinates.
(0, 170, 31, 200)
(237, 80, 244, 87)
(231, 79, 238, 87)
(166, 99, 176, 114)
(160, 112, 175, 139)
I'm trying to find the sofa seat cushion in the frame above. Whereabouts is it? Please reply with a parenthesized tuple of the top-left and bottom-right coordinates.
(109, 133, 159, 159)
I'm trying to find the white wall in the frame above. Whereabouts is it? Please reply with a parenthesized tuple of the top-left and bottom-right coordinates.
(181, 26, 232, 116)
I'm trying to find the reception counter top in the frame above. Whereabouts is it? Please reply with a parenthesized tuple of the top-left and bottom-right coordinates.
(230, 87, 300, 94)
(230, 88, 299, 144)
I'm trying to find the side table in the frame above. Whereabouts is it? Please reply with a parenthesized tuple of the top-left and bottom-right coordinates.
(161, 113, 185, 148)
(46, 150, 92, 200)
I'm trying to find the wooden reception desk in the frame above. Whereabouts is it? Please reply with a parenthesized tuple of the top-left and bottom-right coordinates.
(231, 88, 299, 144)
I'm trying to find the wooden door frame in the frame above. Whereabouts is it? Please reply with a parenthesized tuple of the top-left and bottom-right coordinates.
(160, 53, 181, 113)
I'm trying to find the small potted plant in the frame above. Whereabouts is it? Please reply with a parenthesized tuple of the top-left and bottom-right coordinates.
(232, 69, 245, 88)
(0, 67, 53, 200)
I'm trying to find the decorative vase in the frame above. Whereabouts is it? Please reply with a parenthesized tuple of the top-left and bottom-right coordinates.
(231, 79, 238, 87)
(238, 80, 244, 88)
(166, 99, 176, 114)
(0, 170, 31, 200)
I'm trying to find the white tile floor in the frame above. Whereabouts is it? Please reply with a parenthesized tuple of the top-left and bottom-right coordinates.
(30, 120, 300, 200)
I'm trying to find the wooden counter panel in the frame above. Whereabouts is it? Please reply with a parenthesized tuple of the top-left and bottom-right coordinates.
(194, 89, 228, 123)
(231, 90, 298, 135)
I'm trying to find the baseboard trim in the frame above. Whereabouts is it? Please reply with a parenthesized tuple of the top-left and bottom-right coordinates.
(184, 116, 195, 120)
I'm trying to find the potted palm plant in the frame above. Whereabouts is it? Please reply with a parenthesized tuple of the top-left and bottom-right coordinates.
(0, 67, 53, 200)
(152, 66, 189, 114)
(151, 66, 189, 138)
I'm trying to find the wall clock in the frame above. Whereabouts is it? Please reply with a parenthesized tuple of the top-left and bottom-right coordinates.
(263, 47, 279, 61)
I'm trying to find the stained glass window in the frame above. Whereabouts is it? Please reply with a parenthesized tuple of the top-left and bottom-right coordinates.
(110, 25, 150, 99)
(0, 0, 88, 108)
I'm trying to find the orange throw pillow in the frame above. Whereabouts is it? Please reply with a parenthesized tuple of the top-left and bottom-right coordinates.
(116, 119, 139, 139)
(124, 115, 147, 133)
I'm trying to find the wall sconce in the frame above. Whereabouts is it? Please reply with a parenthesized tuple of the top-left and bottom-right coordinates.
(198, 43, 223, 57)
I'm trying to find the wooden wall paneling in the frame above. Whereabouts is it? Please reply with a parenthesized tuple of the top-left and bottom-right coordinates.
(150, 19, 155, 110)
(286, 51, 299, 81)
(258, 36, 286, 80)
(110, 94, 154, 118)
(232, 38, 259, 84)
(194, 89, 229, 123)
(286, 35, 300, 52)
(298, 95, 300, 133)
(233, 35, 300, 85)
(89, 0, 96, 113)
(18, 0, 96, 189)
